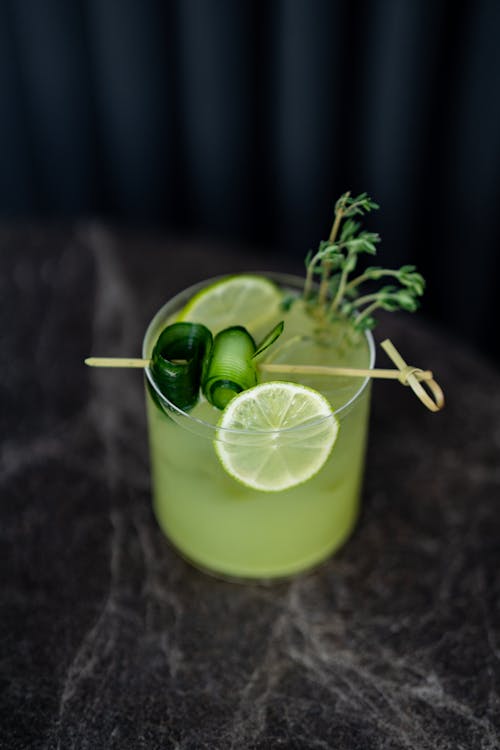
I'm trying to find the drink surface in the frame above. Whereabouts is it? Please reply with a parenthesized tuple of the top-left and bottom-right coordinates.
(145, 274, 373, 580)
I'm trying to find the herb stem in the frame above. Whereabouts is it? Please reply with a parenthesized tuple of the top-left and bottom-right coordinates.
(329, 254, 352, 315)
(317, 193, 349, 307)
(303, 251, 321, 301)
(328, 204, 344, 243)
(317, 259, 333, 309)
(350, 292, 383, 308)
(345, 269, 400, 292)
(354, 300, 382, 326)
(303, 265, 314, 301)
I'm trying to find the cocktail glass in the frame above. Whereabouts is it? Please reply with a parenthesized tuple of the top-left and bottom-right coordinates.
(143, 273, 375, 581)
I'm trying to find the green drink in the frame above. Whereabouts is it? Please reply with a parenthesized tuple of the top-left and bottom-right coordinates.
(86, 190, 435, 580)
(143, 273, 374, 580)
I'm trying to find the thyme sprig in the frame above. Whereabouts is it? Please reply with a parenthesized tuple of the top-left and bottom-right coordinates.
(299, 191, 425, 333)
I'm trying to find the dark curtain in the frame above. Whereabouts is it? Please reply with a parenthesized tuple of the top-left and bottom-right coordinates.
(1, 0, 499, 362)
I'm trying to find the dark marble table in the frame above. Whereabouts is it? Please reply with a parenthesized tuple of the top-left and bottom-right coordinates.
(2, 225, 500, 750)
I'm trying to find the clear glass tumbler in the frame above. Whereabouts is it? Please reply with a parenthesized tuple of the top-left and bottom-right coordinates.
(143, 273, 375, 581)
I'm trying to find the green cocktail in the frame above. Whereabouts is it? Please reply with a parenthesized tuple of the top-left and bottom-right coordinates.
(143, 273, 375, 580)
(84, 190, 432, 580)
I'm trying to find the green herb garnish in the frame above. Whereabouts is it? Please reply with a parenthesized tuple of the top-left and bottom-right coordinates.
(301, 191, 425, 333)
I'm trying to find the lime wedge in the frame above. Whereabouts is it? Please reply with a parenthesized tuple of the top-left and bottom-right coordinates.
(214, 382, 339, 492)
(178, 275, 282, 335)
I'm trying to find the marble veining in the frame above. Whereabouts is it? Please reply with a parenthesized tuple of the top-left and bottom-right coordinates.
(1, 226, 499, 749)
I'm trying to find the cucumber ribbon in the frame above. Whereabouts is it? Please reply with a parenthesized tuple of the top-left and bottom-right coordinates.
(150, 320, 284, 410)
(151, 322, 213, 411)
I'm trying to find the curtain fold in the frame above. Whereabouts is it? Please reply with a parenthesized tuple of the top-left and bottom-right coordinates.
(8, 0, 96, 213)
(271, 0, 343, 251)
(0, 2, 38, 211)
(176, 0, 255, 234)
(442, 0, 500, 350)
(86, 0, 174, 218)
(358, 0, 447, 267)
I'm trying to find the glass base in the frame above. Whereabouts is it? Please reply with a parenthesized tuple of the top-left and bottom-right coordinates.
(154, 507, 359, 584)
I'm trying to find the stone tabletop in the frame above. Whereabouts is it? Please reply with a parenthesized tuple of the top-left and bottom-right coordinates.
(2, 226, 500, 749)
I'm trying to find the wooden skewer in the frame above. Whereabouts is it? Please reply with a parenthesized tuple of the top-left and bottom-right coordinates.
(85, 357, 150, 368)
(259, 363, 434, 381)
(380, 339, 444, 412)
(84, 357, 433, 384)
(84, 338, 444, 412)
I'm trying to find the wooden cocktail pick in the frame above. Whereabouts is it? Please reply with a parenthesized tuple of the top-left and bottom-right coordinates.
(85, 338, 444, 412)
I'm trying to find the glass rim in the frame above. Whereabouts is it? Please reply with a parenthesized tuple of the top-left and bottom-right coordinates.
(143, 272, 376, 435)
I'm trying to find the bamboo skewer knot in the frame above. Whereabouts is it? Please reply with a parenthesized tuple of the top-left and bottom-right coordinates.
(380, 339, 444, 412)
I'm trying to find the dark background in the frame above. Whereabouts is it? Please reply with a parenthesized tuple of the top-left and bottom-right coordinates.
(1, 0, 499, 363)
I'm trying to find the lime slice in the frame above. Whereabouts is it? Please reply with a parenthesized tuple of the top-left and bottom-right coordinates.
(214, 382, 339, 492)
(178, 275, 282, 335)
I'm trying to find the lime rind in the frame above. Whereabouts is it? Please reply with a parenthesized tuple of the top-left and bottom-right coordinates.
(177, 275, 282, 335)
(214, 381, 340, 492)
